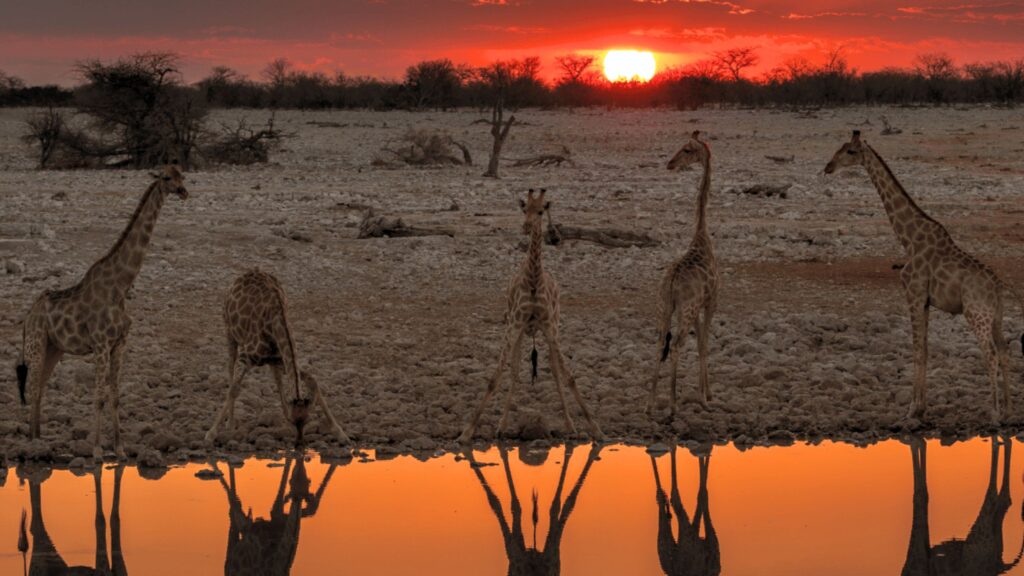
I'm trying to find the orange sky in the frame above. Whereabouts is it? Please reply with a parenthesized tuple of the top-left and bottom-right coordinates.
(2, 0, 1024, 85)
(2, 439, 1023, 575)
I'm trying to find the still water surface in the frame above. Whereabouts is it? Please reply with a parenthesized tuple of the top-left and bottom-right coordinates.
(1, 437, 1022, 575)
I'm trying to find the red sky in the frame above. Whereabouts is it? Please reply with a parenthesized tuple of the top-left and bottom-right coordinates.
(2, 0, 1024, 85)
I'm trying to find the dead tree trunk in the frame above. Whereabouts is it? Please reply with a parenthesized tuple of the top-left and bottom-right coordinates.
(484, 98, 515, 178)
(357, 210, 454, 239)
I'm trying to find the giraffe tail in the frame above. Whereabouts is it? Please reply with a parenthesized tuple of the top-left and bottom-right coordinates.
(16, 319, 27, 405)
(661, 332, 673, 362)
(530, 344, 538, 384)
(16, 362, 27, 406)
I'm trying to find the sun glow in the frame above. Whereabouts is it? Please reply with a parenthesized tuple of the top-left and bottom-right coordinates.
(603, 50, 657, 83)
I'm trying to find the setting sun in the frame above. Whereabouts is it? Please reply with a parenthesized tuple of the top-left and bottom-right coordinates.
(603, 50, 657, 83)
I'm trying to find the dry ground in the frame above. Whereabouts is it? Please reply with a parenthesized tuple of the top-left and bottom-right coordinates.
(1, 106, 1023, 464)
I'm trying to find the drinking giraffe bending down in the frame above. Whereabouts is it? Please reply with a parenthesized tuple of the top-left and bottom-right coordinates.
(205, 269, 351, 446)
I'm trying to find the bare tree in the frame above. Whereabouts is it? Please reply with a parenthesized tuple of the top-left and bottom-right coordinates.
(555, 54, 596, 85)
(992, 60, 1024, 102)
(915, 53, 959, 81)
(476, 59, 545, 177)
(262, 58, 293, 87)
(22, 108, 67, 168)
(915, 52, 959, 102)
(713, 47, 759, 81)
(0, 70, 25, 92)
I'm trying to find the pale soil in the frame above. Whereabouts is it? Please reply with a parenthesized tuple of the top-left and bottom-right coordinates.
(1, 106, 1023, 465)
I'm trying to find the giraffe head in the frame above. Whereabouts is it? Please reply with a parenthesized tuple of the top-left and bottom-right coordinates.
(667, 130, 708, 171)
(518, 189, 549, 235)
(151, 164, 189, 199)
(824, 130, 866, 174)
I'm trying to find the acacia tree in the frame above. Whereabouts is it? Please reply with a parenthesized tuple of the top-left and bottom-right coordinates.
(713, 47, 759, 81)
(75, 51, 207, 168)
(555, 54, 596, 85)
(554, 54, 596, 106)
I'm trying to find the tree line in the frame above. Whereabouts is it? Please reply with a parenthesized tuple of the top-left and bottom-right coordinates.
(2, 47, 1023, 113)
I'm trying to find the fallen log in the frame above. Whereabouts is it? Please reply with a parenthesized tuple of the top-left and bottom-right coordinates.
(357, 211, 454, 239)
(729, 183, 792, 199)
(512, 146, 573, 167)
(544, 221, 658, 248)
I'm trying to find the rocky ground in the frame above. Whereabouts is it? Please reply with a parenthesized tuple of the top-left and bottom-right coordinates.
(1, 105, 1023, 465)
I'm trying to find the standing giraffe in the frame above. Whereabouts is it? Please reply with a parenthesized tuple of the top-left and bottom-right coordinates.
(22, 464, 127, 575)
(902, 436, 1024, 576)
(16, 166, 188, 460)
(205, 269, 350, 445)
(650, 445, 720, 576)
(647, 131, 719, 419)
(458, 189, 603, 443)
(825, 130, 1023, 420)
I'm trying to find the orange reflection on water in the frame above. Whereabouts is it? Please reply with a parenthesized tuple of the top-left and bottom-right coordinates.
(1, 438, 1022, 575)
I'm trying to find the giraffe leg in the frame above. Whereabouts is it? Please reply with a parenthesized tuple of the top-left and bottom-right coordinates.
(993, 313, 1011, 416)
(29, 340, 62, 439)
(206, 355, 250, 444)
(302, 371, 352, 444)
(546, 333, 577, 435)
(965, 307, 1002, 421)
(544, 324, 604, 441)
(669, 306, 698, 420)
(92, 350, 112, 461)
(697, 307, 713, 407)
(271, 365, 292, 422)
(22, 323, 48, 438)
(646, 291, 674, 418)
(906, 296, 929, 419)
(458, 324, 523, 443)
(497, 330, 526, 437)
(107, 339, 127, 460)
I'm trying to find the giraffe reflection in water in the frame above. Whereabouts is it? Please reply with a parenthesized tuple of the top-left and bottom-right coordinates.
(464, 443, 601, 575)
(650, 445, 720, 576)
(210, 455, 337, 576)
(903, 436, 1024, 576)
(21, 464, 127, 575)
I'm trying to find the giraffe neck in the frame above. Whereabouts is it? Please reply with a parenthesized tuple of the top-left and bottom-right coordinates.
(861, 145, 939, 253)
(693, 145, 712, 244)
(524, 219, 544, 289)
(84, 181, 167, 300)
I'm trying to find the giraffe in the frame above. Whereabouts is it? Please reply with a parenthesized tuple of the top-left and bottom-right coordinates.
(15, 165, 188, 460)
(205, 269, 350, 446)
(458, 189, 604, 443)
(647, 130, 719, 419)
(463, 443, 602, 576)
(209, 455, 337, 575)
(825, 130, 1023, 421)
(650, 445, 720, 576)
(21, 463, 128, 575)
(902, 436, 1024, 576)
